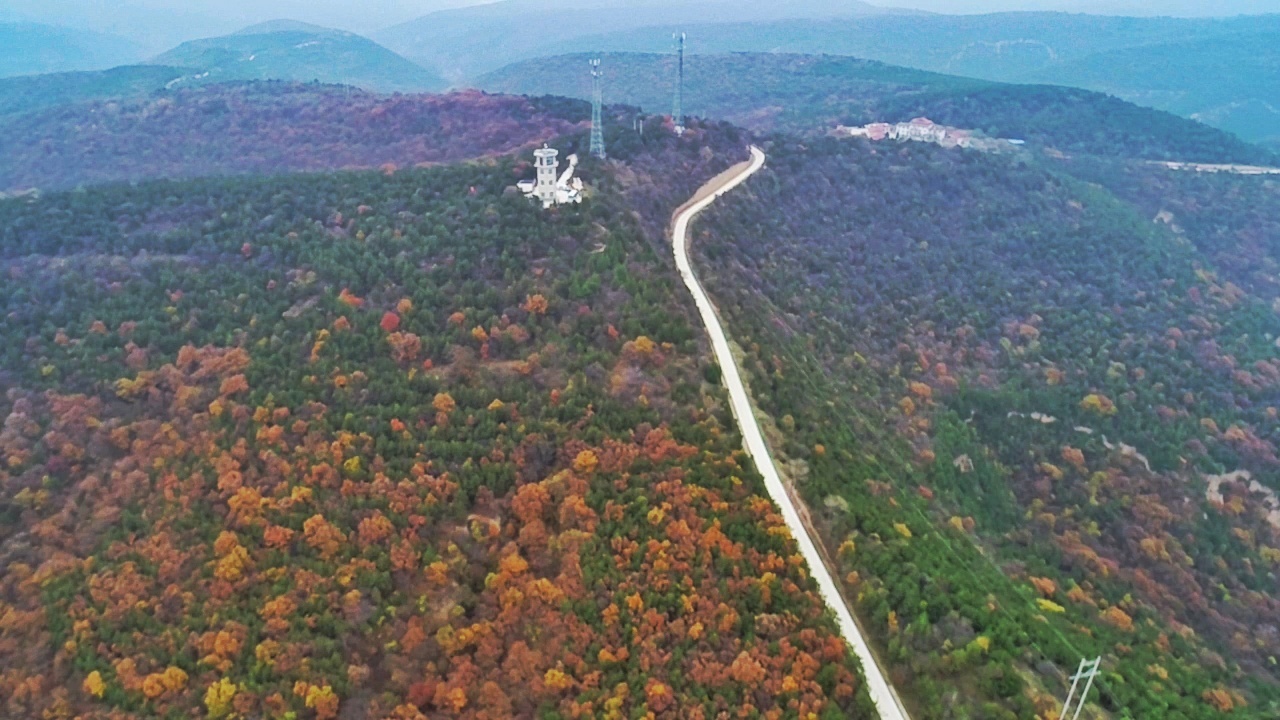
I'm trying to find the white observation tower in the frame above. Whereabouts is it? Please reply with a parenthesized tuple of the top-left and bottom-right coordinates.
(533, 145, 560, 207)
(518, 144, 582, 208)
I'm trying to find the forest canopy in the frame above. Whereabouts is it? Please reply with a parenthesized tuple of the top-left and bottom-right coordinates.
(689, 136, 1280, 718)
(0, 119, 873, 719)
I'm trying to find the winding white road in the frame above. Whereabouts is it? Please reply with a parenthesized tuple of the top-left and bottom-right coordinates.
(673, 145, 911, 720)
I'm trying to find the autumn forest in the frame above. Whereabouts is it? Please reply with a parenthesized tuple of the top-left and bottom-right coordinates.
(2, 71, 1280, 720)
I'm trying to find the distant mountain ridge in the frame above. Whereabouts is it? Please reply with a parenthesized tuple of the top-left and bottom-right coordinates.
(430, 10, 1280, 143)
(373, 0, 914, 82)
(477, 51, 1273, 164)
(0, 65, 186, 116)
(233, 20, 338, 36)
(151, 25, 446, 93)
(0, 22, 143, 78)
(0, 83, 587, 191)
(1025, 29, 1280, 147)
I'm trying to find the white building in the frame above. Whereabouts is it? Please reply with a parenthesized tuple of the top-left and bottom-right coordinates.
(517, 145, 584, 208)
(890, 117, 948, 143)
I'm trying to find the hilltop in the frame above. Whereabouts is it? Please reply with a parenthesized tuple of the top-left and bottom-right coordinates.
(0, 22, 448, 119)
(478, 52, 1273, 164)
(150, 25, 446, 94)
(233, 20, 338, 36)
(0, 84, 584, 191)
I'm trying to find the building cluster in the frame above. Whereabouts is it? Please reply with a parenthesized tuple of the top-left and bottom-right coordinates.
(517, 145, 583, 208)
(840, 117, 974, 148)
(838, 117, 1024, 152)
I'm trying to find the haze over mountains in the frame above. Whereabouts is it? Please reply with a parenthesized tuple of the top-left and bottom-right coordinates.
(5, 1, 1280, 146)
(0, 22, 446, 112)
(0, 23, 144, 77)
(372, 0, 909, 82)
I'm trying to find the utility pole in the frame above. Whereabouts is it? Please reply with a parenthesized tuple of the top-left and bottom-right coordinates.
(1061, 657, 1101, 720)
(672, 31, 685, 136)
(589, 57, 606, 159)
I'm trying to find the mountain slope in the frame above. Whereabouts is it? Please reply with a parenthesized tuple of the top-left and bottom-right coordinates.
(0, 115, 876, 720)
(477, 52, 1273, 164)
(151, 27, 446, 93)
(0, 22, 143, 78)
(1030, 31, 1280, 147)
(689, 135, 1280, 717)
(0, 84, 585, 191)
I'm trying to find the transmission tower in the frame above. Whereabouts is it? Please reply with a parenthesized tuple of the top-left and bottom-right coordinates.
(1061, 657, 1101, 720)
(672, 31, 685, 136)
(589, 57, 606, 159)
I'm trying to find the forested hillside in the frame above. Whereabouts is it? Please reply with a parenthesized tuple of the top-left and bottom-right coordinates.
(151, 27, 446, 94)
(689, 138, 1280, 718)
(0, 84, 587, 192)
(1027, 31, 1280, 150)
(0, 119, 877, 718)
(478, 53, 1273, 165)
(1060, 158, 1280, 309)
(0, 65, 186, 117)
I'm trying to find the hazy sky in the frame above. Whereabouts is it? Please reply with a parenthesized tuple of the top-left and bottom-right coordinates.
(893, 0, 1280, 12)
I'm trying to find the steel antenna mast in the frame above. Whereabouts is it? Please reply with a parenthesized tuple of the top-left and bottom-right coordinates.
(589, 57, 606, 159)
(672, 31, 685, 136)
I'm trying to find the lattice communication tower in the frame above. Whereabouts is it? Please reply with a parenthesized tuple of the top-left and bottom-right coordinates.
(590, 57, 606, 159)
(672, 32, 685, 136)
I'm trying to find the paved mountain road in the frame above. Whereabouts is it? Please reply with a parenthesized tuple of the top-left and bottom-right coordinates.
(672, 145, 912, 720)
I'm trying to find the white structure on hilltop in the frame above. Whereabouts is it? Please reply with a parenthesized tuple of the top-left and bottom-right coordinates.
(517, 145, 584, 208)
(838, 117, 997, 150)
(533, 145, 560, 204)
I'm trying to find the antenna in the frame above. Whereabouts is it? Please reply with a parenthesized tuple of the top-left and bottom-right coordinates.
(589, 57, 606, 159)
(672, 32, 685, 136)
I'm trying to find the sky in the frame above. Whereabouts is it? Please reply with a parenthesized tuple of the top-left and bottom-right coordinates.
(889, 0, 1280, 13)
